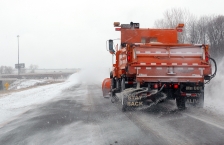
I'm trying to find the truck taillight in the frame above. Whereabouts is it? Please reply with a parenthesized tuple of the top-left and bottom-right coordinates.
(204, 45, 209, 63)
(205, 51, 209, 63)
(127, 52, 131, 62)
(173, 84, 179, 89)
(153, 84, 158, 89)
(181, 93, 186, 96)
(115, 28, 121, 31)
(127, 55, 131, 61)
(127, 81, 133, 84)
(191, 93, 197, 97)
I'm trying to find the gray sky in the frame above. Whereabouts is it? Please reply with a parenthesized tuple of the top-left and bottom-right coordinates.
(0, 0, 223, 69)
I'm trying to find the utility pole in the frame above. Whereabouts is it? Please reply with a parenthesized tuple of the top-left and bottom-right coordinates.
(17, 35, 20, 76)
(203, 18, 206, 44)
(192, 23, 195, 44)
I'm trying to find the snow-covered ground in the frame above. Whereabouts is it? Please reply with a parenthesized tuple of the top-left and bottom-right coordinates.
(0, 67, 108, 126)
(0, 73, 79, 126)
(8, 79, 54, 90)
(0, 65, 224, 127)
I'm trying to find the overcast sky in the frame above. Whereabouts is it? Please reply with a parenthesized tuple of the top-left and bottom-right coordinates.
(0, 0, 223, 69)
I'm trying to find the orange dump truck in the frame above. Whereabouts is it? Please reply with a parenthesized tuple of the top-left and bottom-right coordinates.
(102, 22, 217, 111)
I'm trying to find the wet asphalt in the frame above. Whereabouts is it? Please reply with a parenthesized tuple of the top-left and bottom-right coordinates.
(0, 83, 224, 145)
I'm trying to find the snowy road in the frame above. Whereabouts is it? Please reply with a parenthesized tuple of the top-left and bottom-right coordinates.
(0, 77, 224, 145)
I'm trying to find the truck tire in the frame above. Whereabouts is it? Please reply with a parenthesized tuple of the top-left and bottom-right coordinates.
(111, 78, 116, 100)
(176, 96, 186, 110)
(196, 91, 204, 108)
(122, 104, 127, 112)
(121, 78, 125, 91)
(122, 96, 128, 112)
(116, 79, 120, 92)
(110, 71, 113, 79)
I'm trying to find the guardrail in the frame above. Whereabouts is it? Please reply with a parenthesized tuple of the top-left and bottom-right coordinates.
(0, 72, 76, 79)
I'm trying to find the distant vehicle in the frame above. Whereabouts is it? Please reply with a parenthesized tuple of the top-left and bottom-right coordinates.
(102, 22, 217, 111)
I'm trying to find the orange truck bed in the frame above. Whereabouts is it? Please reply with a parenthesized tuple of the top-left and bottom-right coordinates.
(112, 22, 212, 84)
(124, 44, 211, 83)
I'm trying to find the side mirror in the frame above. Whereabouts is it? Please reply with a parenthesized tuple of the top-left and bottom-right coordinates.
(109, 39, 115, 54)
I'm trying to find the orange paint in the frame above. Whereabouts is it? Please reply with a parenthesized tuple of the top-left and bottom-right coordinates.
(102, 78, 111, 97)
(103, 22, 213, 96)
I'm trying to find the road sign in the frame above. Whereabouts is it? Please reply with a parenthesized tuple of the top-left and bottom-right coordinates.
(15, 63, 25, 69)
(4, 82, 9, 90)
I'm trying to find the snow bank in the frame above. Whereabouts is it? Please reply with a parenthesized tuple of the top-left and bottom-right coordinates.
(0, 69, 111, 126)
(0, 73, 79, 125)
(8, 79, 51, 90)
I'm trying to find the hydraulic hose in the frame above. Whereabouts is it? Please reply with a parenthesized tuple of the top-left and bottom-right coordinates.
(209, 57, 217, 79)
(205, 57, 217, 84)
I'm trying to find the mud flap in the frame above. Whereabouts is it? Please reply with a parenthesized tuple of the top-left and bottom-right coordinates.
(186, 93, 204, 108)
(122, 91, 167, 111)
(184, 90, 204, 108)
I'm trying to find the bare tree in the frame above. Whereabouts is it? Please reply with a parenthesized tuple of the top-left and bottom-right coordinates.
(4, 66, 13, 74)
(0, 66, 4, 74)
(154, 8, 188, 28)
(20, 68, 26, 74)
(187, 15, 224, 59)
(187, 16, 211, 44)
(29, 64, 38, 73)
(154, 8, 224, 60)
(0, 66, 13, 74)
(207, 15, 224, 59)
(154, 19, 167, 29)
(154, 8, 194, 43)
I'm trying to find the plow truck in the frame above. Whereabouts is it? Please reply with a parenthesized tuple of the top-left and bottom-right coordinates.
(102, 22, 217, 111)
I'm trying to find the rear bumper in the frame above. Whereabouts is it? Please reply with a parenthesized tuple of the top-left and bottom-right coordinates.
(136, 75, 204, 83)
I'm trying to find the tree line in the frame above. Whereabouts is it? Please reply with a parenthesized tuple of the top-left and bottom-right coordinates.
(154, 8, 224, 61)
(0, 64, 38, 74)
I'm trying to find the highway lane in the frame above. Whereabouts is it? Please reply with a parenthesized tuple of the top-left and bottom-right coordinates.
(0, 83, 224, 145)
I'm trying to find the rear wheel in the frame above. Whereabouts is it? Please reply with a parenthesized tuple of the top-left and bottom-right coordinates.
(116, 79, 120, 92)
(121, 78, 125, 91)
(176, 96, 186, 110)
(196, 91, 204, 108)
(111, 78, 116, 103)
(122, 97, 128, 112)
(122, 104, 127, 112)
(110, 71, 113, 79)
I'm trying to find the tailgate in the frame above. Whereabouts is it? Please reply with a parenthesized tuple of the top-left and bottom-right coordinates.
(130, 45, 211, 82)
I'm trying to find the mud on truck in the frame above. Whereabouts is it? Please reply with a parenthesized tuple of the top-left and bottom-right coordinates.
(102, 22, 217, 111)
